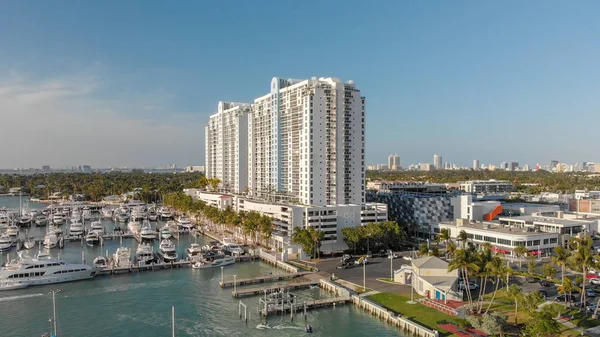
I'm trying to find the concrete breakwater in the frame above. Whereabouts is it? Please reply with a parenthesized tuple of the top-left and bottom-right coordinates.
(320, 279, 439, 337)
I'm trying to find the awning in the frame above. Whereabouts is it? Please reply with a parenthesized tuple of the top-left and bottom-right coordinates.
(528, 250, 542, 255)
(491, 247, 509, 254)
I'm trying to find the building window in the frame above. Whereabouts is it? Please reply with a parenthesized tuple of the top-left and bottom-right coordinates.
(497, 238, 511, 246)
(549, 238, 558, 244)
(543, 239, 549, 244)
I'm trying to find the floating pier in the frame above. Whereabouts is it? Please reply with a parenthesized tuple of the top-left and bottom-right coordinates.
(232, 280, 318, 298)
(259, 296, 351, 317)
(219, 271, 312, 288)
(97, 260, 192, 275)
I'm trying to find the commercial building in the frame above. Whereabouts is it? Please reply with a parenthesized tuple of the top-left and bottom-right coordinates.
(366, 180, 447, 193)
(438, 219, 560, 257)
(497, 215, 594, 248)
(395, 256, 460, 301)
(185, 166, 205, 173)
(189, 189, 387, 253)
(248, 77, 365, 206)
(433, 154, 442, 170)
(205, 101, 251, 194)
(459, 180, 514, 194)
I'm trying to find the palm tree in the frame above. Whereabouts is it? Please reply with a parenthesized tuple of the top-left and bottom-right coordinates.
(458, 230, 468, 249)
(448, 249, 479, 311)
(485, 255, 505, 313)
(507, 285, 523, 325)
(552, 246, 569, 282)
(418, 243, 429, 257)
(446, 241, 457, 258)
(557, 277, 578, 308)
(569, 236, 598, 309)
(475, 244, 493, 312)
(514, 244, 528, 270)
(437, 228, 451, 254)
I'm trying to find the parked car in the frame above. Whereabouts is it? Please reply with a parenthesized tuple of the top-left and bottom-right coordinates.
(535, 289, 548, 298)
(555, 294, 578, 303)
(526, 276, 539, 283)
(591, 278, 600, 286)
(539, 280, 552, 287)
(458, 281, 479, 291)
(387, 252, 399, 259)
(586, 289, 598, 297)
(402, 256, 412, 261)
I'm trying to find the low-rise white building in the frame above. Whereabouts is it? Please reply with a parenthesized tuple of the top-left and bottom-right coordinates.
(459, 180, 514, 194)
(189, 190, 387, 253)
(438, 219, 560, 256)
(498, 215, 593, 247)
(394, 256, 460, 301)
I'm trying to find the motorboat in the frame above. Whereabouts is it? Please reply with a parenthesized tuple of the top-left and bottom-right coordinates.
(130, 207, 146, 222)
(43, 232, 59, 249)
(159, 239, 178, 262)
(0, 280, 30, 291)
(101, 208, 113, 219)
(69, 219, 84, 237)
(90, 221, 104, 235)
(6, 224, 19, 238)
(35, 215, 48, 226)
(167, 220, 180, 233)
(18, 213, 32, 227)
(0, 214, 10, 229)
(148, 208, 158, 221)
(140, 221, 157, 240)
(92, 256, 108, 269)
(47, 224, 63, 236)
(82, 209, 92, 220)
(85, 232, 100, 246)
(135, 243, 156, 265)
(186, 243, 203, 260)
(160, 223, 172, 239)
(0, 233, 14, 252)
(114, 208, 129, 223)
(52, 213, 64, 225)
(177, 216, 193, 231)
(159, 207, 172, 219)
(223, 243, 244, 256)
(113, 247, 131, 268)
(127, 219, 142, 234)
(70, 209, 82, 221)
(23, 235, 36, 250)
(192, 252, 235, 269)
(0, 252, 99, 288)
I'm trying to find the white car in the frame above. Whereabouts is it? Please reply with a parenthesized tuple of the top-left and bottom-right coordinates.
(458, 281, 479, 290)
(402, 256, 412, 261)
(591, 278, 600, 285)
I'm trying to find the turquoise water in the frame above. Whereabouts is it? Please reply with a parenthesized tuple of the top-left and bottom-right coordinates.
(0, 196, 404, 337)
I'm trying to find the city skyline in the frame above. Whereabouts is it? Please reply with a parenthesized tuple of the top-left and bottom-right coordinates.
(2, 2, 600, 167)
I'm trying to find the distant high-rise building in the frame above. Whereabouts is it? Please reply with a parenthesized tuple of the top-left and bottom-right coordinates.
(523, 164, 530, 171)
(473, 160, 479, 171)
(392, 154, 400, 170)
(419, 163, 432, 171)
(42, 165, 50, 172)
(433, 154, 442, 170)
(550, 160, 559, 170)
(508, 162, 519, 171)
(500, 162, 508, 170)
(388, 154, 394, 170)
(444, 162, 451, 170)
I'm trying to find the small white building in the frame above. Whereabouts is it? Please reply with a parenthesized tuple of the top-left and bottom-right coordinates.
(395, 256, 460, 301)
(459, 180, 514, 194)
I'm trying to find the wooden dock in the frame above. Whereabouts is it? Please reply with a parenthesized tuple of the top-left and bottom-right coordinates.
(219, 271, 312, 288)
(97, 260, 192, 275)
(232, 280, 318, 298)
(260, 296, 351, 316)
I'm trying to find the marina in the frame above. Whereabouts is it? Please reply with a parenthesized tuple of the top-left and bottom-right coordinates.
(0, 196, 407, 337)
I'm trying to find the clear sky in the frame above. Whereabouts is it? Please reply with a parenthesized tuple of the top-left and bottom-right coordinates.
(1, 1, 599, 168)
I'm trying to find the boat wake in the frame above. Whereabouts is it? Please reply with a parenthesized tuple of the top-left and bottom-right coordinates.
(272, 324, 306, 331)
(62, 279, 180, 298)
(0, 293, 44, 302)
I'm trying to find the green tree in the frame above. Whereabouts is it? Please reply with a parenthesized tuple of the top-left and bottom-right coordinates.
(448, 249, 479, 311)
(521, 306, 561, 337)
(569, 236, 599, 308)
(514, 244, 528, 270)
(418, 243, 429, 257)
(485, 255, 505, 314)
(552, 246, 569, 282)
(507, 285, 523, 325)
(557, 277, 578, 308)
(541, 263, 557, 279)
(458, 230, 468, 249)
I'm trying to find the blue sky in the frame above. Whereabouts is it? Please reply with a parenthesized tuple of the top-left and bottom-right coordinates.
(1, 1, 599, 168)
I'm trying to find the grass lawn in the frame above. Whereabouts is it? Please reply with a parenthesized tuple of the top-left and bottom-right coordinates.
(376, 277, 396, 282)
(368, 292, 468, 336)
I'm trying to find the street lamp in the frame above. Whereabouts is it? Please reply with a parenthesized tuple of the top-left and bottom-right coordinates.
(367, 234, 371, 255)
(390, 249, 393, 280)
(363, 258, 366, 293)
(221, 266, 224, 284)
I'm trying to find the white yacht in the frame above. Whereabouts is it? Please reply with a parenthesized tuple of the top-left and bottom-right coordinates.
(47, 224, 63, 236)
(192, 253, 235, 269)
(135, 243, 155, 265)
(35, 215, 49, 226)
(92, 256, 108, 269)
(0, 214, 10, 229)
(148, 208, 158, 221)
(159, 207, 172, 219)
(159, 239, 178, 262)
(186, 243, 203, 260)
(223, 243, 244, 256)
(6, 224, 19, 238)
(43, 232, 59, 249)
(114, 207, 129, 223)
(90, 221, 104, 235)
(0, 233, 14, 252)
(82, 208, 92, 220)
(130, 207, 146, 222)
(177, 216, 194, 231)
(140, 221, 157, 240)
(0, 253, 99, 287)
(71, 209, 82, 221)
(101, 208, 113, 219)
(18, 213, 32, 226)
(113, 247, 131, 268)
(52, 213, 64, 225)
(127, 219, 142, 234)
(69, 219, 84, 237)
(85, 232, 100, 246)
(159, 223, 172, 239)
(23, 233, 36, 250)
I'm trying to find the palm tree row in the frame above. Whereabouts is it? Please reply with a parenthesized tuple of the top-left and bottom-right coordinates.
(164, 191, 274, 247)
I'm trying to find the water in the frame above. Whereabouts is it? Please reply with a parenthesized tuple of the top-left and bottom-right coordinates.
(0, 196, 404, 337)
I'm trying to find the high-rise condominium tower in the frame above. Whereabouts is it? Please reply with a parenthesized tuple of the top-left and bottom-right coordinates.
(433, 153, 443, 170)
(248, 77, 365, 206)
(388, 154, 400, 170)
(473, 159, 479, 170)
(205, 101, 251, 194)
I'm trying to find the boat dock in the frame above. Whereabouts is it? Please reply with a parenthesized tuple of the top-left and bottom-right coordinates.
(232, 280, 318, 298)
(259, 296, 351, 317)
(219, 271, 312, 288)
(97, 260, 192, 275)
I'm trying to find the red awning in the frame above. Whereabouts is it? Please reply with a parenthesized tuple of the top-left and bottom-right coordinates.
(491, 247, 509, 254)
(529, 250, 542, 255)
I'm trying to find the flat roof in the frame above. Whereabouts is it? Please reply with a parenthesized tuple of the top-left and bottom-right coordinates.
(440, 222, 554, 237)
(498, 215, 592, 226)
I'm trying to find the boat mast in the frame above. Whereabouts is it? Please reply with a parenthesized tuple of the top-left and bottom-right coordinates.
(172, 306, 175, 337)
(51, 290, 58, 336)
